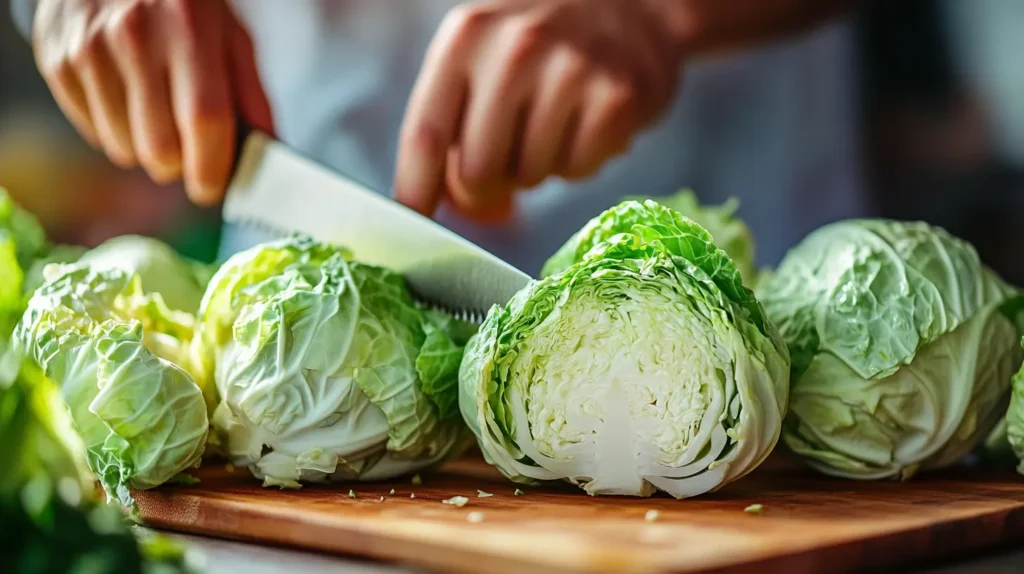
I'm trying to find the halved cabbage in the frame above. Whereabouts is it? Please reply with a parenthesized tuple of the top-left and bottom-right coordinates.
(622, 189, 757, 285)
(461, 201, 790, 498)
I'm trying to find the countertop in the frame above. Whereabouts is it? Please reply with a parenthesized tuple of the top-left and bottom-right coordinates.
(161, 530, 1024, 574)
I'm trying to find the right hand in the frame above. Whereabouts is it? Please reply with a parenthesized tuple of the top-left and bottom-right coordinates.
(32, 0, 275, 205)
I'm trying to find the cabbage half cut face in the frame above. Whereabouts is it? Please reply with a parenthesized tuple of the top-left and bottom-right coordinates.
(461, 201, 790, 498)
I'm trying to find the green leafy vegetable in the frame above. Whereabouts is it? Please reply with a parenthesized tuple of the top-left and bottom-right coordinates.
(622, 189, 757, 285)
(0, 353, 195, 574)
(22, 243, 87, 297)
(14, 261, 209, 506)
(1006, 342, 1024, 474)
(78, 235, 212, 314)
(199, 235, 473, 487)
(758, 219, 1023, 480)
(0, 188, 47, 270)
(462, 200, 789, 498)
(0, 188, 49, 336)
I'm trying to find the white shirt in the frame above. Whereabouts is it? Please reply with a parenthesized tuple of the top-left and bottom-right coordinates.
(15, 0, 866, 275)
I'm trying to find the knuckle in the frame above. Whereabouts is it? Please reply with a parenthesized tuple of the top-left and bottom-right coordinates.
(503, 19, 548, 75)
(165, 0, 198, 19)
(601, 80, 637, 126)
(44, 59, 75, 84)
(458, 157, 491, 190)
(105, 4, 148, 49)
(402, 121, 446, 161)
(445, 4, 493, 38)
(556, 47, 591, 85)
(68, 33, 103, 70)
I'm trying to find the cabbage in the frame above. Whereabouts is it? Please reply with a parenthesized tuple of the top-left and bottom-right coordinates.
(23, 244, 87, 297)
(0, 188, 47, 271)
(758, 219, 1024, 480)
(1, 354, 195, 573)
(13, 259, 209, 506)
(197, 236, 471, 488)
(620, 189, 757, 285)
(78, 235, 211, 314)
(1, 354, 92, 502)
(461, 201, 790, 498)
(0, 188, 49, 336)
(1005, 343, 1024, 474)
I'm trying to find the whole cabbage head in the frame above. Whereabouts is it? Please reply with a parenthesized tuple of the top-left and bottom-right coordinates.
(13, 260, 209, 506)
(461, 200, 790, 498)
(758, 219, 1024, 480)
(197, 236, 472, 488)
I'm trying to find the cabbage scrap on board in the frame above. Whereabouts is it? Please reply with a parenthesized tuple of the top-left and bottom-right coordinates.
(461, 200, 790, 498)
(197, 235, 472, 488)
(758, 219, 1024, 480)
(13, 241, 210, 506)
(620, 189, 757, 285)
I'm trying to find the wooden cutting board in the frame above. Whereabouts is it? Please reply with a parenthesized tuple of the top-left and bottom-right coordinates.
(133, 454, 1024, 574)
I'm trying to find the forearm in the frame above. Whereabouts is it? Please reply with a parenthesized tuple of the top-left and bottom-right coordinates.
(11, 0, 37, 40)
(653, 0, 859, 58)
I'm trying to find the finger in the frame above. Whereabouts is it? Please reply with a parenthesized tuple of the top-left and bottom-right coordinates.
(626, 8, 680, 121)
(457, 24, 543, 201)
(393, 13, 472, 216)
(226, 13, 275, 136)
(75, 39, 137, 167)
(166, 2, 235, 205)
(445, 148, 515, 224)
(617, 36, 675, 126)
(46, 61, 100, 148)
(516, 48, 588, 188)
(561, 76, 637, 180)
(106, 6, 182, 184)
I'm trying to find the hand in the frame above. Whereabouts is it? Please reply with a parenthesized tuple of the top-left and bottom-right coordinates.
(32, 0, 274, 205)
(394, 0, 682, 221)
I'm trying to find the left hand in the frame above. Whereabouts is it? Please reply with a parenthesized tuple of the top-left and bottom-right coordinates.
(394, 0, 682, 222)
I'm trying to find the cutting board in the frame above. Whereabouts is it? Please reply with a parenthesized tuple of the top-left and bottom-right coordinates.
(133, 454, 1024, 573)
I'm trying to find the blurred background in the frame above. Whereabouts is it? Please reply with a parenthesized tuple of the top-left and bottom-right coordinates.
(0, 4, 222, 263)
(2, 0, 1024, 279)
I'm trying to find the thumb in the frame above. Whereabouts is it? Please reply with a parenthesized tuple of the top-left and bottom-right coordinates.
(226, 13, 275, 137)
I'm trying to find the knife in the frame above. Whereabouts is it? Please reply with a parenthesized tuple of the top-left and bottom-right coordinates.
(221, 131, 532, 321)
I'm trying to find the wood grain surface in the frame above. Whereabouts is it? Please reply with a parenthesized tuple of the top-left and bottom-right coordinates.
(133, 454, 1024, 574)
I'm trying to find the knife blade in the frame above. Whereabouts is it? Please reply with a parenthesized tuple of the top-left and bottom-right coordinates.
(221, 131, 532, 319)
